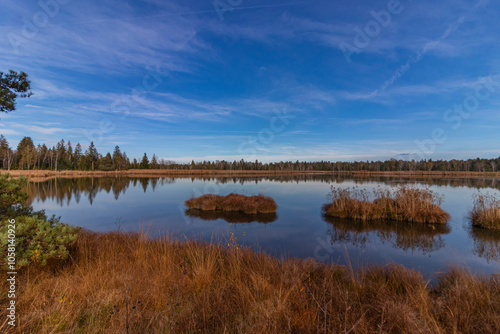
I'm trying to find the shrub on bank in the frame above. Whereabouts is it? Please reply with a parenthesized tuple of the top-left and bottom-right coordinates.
(0, 174, 29, 217)
(0, 174, 80, 269)
(1, 215, 80, 268)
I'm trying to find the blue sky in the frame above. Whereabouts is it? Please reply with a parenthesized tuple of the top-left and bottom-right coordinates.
(0, 0, 499, 162)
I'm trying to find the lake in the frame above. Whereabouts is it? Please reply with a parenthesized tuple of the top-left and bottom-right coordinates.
(27, 174, 500, 279)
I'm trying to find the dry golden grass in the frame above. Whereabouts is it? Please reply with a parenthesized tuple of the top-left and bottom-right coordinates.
(470, 193, 500, 230)
(185, 193, 278, 214)
(1, 231, 499, 333)
(323, 186, 450, 224)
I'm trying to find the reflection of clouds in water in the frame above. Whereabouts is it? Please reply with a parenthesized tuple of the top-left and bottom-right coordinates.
(185, 209, 277, 224)
(470, 228, 500, 263)
(324, 216, 450, 255)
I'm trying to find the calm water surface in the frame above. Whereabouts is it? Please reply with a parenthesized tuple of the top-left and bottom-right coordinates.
(27, 175, 500, 278)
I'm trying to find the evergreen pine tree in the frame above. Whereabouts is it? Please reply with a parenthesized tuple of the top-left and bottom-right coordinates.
(140, 153, 149, 169)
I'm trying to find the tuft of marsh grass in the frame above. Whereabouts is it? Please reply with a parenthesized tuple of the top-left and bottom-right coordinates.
(1, 230, 499, 333)
(185, 193, 278, 214)
(323, 185, 450, 224)
(469, 192, 500, 230)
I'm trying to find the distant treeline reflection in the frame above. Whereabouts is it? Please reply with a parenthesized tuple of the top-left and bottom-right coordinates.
(26, 175, 500, 206)
(26, 177, 176, 205)
(324, 216, 451, 254)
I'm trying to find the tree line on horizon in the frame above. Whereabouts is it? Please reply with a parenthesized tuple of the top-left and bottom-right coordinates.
(0, 135, 499, 172)
(0, 135, 154, 171)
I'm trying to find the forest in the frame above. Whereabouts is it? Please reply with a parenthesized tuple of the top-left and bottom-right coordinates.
(1, 135, 499, 172)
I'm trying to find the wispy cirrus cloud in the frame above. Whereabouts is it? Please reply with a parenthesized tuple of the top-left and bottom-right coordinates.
(0, 0, 498, 161)
(14, 124, 75, 136)
(0, 0, 206, 77)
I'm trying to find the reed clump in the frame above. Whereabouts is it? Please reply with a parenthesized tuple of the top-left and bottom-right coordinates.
(185, 193, 277, 214)
(323, 185, 450, 224)
(469, 192, 500, 230)
(2, 230, 499, 333)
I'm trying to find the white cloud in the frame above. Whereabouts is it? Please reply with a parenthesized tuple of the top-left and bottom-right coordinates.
(0, 129, 21, 136)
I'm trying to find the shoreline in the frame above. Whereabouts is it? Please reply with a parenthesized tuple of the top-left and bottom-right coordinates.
(1, 169, 500, 182)
(0, 169, 325, 179)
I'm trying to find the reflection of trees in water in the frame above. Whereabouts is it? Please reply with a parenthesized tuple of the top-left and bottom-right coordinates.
(139, 178, 149, 192)
(26, 177, 176, 205)
(323, 216, 450, 254)
(470, 228, 500, 262)
(185, 209, 277, 224)
(26, 174, 499, 207)
(181, 174, 500, 190)
(186, 174, 335, 185)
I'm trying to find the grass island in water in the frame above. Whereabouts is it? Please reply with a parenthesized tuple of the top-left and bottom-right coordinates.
(322, 185, 450, 224)
(470, 193, 500, 230)
(185, 193, 278, 214)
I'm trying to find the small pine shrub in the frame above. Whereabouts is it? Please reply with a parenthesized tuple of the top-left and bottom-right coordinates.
(1, 216, 80, 269)
(0, 174, 29, 218)
(0, 174, 80, 268)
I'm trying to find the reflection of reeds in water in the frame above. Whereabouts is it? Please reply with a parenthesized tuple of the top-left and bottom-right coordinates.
(469, 193, 500, 230)
(185, 193, 277, 214)
(323, 185, 450, 224)
(324, 216, 450, 254)
(185, 209, 277, 224)
(471, 227, 500, 262)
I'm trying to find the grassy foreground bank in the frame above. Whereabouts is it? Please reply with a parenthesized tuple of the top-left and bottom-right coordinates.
(1, 231, 499, 333)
